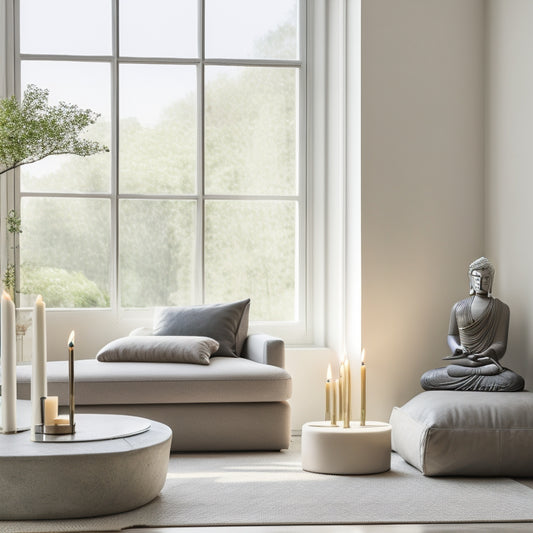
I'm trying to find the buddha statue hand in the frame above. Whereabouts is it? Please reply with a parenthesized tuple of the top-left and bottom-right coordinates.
(447, 363, 502, 377)
(444, 351, 501, 368)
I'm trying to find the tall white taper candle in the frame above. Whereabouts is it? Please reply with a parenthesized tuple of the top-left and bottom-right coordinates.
(325, 364, 332, 422)
(31, 295, 47, 428)
(1, 290, 17, 433)
(361, 349, 366, 426)
(344, 356, 351, 428)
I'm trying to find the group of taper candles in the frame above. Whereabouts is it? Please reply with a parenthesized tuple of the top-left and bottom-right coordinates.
(1, 290, 75, 434)
(325, 349, 366, 428)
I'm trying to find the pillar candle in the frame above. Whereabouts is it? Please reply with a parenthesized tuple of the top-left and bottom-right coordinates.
(44, 396, 58, 426)
(1, 290, 17, 433)
(31, 295, 47, 428)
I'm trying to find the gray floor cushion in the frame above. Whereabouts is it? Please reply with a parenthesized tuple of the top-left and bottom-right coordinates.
(390, 390, 533, 476)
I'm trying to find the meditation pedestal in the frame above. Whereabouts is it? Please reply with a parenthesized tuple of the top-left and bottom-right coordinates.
(301, 421, 391, 475)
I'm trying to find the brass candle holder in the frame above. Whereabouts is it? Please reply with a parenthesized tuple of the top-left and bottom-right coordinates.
(34, 331, 76, 436)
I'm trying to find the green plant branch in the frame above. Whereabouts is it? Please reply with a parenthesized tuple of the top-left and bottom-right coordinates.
(0, 149, 105, 175)
(6, 209, 22, 234)
(2, 264, 16, 299)
(0, 84, 109, 176)
(0, 84, 108, 304)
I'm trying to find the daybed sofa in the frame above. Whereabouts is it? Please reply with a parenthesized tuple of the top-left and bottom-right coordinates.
(16, 299, 292, 452)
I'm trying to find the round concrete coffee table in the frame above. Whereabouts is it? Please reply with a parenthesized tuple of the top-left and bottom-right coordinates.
(301, 420, 391, 475)
(0, 407, 172, 520)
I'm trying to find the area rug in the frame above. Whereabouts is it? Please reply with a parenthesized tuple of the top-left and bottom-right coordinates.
(3, 437, 533, 533)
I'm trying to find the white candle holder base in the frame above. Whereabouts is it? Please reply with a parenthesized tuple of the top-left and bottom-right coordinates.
(34, 423, 75, 435)
(301, 420, 391, 475)
(0, 426, 30, 435)
(0, 399, 31, 434)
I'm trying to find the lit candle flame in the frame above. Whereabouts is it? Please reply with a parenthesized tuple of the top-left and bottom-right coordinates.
(36, 294, 43, 305)
(68, 330, 75, 348)
(361, 348, 366, 365)
(326, 364, 332, 381)
(2, 290, 12, 302)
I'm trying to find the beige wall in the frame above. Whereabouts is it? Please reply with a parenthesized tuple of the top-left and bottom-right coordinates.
(361, 0, 486, 419)
(486, 0, 533, 387)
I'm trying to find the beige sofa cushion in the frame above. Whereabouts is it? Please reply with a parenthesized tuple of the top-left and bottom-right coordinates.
(96, 336, 219, 365)
(16, 356, 292, 406)
(390, 390, 533, 476)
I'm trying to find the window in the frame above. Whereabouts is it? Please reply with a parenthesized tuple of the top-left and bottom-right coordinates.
(12, 0, 306, 327)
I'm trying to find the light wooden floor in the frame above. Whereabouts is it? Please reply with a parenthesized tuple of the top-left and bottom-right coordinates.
(126, 525, 533, 532)
(122, 478, 533, 533)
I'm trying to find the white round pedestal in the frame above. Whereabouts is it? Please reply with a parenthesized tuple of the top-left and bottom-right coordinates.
(301, 421, 391, 475)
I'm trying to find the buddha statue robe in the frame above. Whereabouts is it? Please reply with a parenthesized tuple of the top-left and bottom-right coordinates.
(421, 295, 524, 392)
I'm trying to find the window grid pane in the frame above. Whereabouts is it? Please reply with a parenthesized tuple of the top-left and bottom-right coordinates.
(119, 64, 197, 195)
(20, 60, 111, 194)
(19, 197, 111, 308)
(205, 200, 297, 321)
(20, 0, 112, 56)
(119, 199, 196, 307)
(205, 0, 298, 60)
(205, 66, 297, 196)
(119, 0, 198, 59)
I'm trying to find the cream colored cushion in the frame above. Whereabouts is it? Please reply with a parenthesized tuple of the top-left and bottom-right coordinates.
(390, 390, 533, 476)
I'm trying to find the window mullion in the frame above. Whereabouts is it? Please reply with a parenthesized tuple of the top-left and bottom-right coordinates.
(10, 1, 21, 305)
(298, 0, 308, 326)
(111, 0, 119, 312)
(195, 0, 205, 304)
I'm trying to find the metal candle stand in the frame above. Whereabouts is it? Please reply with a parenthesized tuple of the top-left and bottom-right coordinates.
(34, 337, 76, 436)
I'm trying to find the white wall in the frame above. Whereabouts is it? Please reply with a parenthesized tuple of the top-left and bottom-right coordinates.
(361, 0, 486, 419)
(485, 0, 533, 387)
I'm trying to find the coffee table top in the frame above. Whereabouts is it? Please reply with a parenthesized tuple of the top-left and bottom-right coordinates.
(0, 405, 169, 458)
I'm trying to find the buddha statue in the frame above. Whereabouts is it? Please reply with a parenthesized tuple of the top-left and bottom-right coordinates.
(420, 257, 524, 392)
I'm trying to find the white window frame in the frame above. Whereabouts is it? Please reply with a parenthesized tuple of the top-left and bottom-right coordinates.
(2, 0, 315, 346)
(1, 0, 360, 355)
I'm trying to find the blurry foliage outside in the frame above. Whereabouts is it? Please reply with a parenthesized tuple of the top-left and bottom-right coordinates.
(0, 84, 108, 300)
(19, 18, 299, 322)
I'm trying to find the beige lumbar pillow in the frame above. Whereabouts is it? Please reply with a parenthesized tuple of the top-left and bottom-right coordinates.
(96, 335, 219, 365)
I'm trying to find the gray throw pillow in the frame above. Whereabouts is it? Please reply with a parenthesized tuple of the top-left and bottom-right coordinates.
(96, 336, 219, 365)
(152, 298, 250, 357)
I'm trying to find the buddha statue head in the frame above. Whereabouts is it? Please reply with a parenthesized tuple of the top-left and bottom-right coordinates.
(468, 257, 495, 296)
